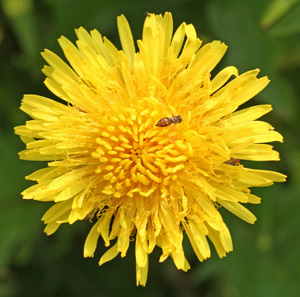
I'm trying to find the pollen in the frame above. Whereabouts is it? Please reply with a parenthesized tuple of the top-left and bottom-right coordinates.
(92, 109, 191, 199)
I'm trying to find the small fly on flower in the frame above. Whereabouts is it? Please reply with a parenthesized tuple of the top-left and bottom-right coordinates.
(155, 95, 182, 141)
(156, 114, 182, 142)
(156, 115, 182, 127)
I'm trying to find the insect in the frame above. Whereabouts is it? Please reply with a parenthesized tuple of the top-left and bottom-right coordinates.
(155, 96, 182, 141)
(225, 158, 240, 165)
(156, 115, 182, 127)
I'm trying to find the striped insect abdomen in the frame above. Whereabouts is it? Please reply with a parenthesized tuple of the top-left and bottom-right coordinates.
(156, 117, 171, 127)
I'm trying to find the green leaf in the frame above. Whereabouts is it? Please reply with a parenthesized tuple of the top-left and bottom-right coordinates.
(261, 0, 300, 29)
(1, 0, 39, 57)
(267, 3, 300, 37)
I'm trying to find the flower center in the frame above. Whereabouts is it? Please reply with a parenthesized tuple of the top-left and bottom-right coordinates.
(91, 108, 192, 199)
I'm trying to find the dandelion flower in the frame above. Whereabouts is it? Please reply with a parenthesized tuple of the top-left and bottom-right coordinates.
(15, 12, 286, 286)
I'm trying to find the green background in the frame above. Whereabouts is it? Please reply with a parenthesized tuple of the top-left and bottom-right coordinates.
(1, 0, 299, 296)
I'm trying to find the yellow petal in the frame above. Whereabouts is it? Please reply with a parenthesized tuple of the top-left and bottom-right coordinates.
(233, 144, 280, 161)
(44, 222, 60, 235)
(219, 225, 233, 252)
(42, 199, 72, 223)
(206, 223, 231, 258)
(217, 199, 257, 224)
(161, 12, 173, 56)
(171, 246, 190, 271)
(188, 41, 227, 79)
(99, 243, 119, 265)
(223, 105, 273, 126)
(117, 14, 135, 65)
(183, 219, 211, 261)
(211, 66, 239, 94)
(84, 220, 101, 257)
(135, 235, 149, 286)
(171, 23, 186, 57)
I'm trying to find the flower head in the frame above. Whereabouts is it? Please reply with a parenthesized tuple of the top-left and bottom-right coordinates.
(15, 12, 286, 286)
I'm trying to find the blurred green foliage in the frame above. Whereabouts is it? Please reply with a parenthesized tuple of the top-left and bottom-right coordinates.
(0, 0, 299, 296)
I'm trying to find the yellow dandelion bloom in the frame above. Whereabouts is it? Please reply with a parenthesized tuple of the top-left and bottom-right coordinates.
(15, 12, 286, 286)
